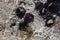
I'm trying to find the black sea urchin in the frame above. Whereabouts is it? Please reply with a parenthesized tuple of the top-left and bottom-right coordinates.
(15, 7, 26, 19)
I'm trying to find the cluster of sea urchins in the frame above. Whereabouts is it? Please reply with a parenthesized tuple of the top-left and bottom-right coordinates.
(34, 0, 60, 27)
(15, 7, 34, 31)
(13, 0, 60, 31)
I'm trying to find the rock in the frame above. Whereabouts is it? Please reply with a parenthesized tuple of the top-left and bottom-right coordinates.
(47, 19, 54, 24)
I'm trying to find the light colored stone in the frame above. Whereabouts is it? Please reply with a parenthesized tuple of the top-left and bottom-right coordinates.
(47, 19, 54, 24)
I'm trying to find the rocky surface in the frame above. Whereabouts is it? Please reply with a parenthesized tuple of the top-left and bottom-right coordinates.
(0, 0, 60, 40)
